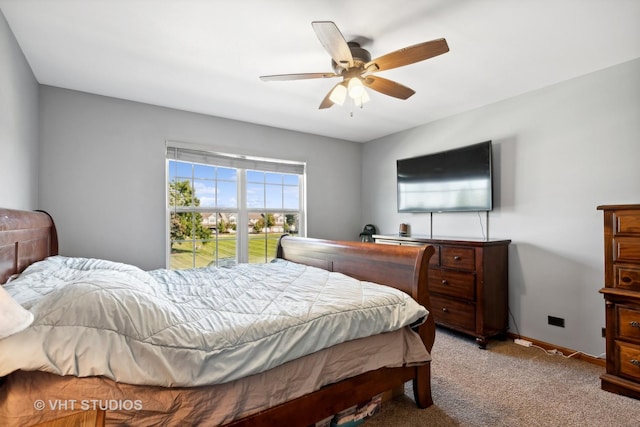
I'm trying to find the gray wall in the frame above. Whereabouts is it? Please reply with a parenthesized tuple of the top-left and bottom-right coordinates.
(39, 86, 362, 270)
(362, 58, 640, 357)
(0, 9, 39, 209)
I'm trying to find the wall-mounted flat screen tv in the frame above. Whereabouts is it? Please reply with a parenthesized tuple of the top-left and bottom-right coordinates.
(397, 141, 493, 213)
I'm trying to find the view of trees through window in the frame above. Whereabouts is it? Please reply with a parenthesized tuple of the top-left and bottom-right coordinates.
(168, 158, 303, 269)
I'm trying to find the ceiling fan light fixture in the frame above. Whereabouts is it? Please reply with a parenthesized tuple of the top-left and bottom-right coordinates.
(353, 89, 370, 107)
(354, 90, 371, 108)
(347, 77, 365, 99)
(329, 84, 347, 105)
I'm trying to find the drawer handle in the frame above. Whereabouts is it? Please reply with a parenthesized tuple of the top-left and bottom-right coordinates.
(442, 308, 449, 313)
(453, 256, 461, 261)
(630, 321, 640, 329)
(441, 279, 448, 285)
(631, 359, 640, 368)
(622, 276, 632, 283)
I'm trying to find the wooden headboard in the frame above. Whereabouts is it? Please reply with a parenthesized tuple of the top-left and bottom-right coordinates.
(0, 208, 58, 285)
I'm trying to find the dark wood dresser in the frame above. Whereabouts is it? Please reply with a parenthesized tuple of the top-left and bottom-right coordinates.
(598, 204, 640, 399)
(373, 235, 510, 348)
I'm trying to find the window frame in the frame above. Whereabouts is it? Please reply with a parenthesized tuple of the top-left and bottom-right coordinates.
(166, 142, 306, 268)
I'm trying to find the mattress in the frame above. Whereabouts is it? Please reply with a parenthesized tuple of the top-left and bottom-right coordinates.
(0, 327, 430, 426)
(0, 256, 428, 387)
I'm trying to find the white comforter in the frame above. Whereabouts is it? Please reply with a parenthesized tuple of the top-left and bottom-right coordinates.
(0, 256, 428, 387)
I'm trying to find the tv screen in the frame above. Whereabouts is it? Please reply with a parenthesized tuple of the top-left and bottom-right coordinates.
(397, 141, 493, 213)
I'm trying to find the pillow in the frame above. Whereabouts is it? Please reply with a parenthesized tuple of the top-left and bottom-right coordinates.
(0, 285, 34, 339)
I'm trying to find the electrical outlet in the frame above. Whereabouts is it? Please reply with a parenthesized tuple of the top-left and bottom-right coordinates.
(548, 316, 565, 327)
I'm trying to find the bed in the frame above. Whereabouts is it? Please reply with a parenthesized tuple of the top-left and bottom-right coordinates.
(0, 208, 436, 426)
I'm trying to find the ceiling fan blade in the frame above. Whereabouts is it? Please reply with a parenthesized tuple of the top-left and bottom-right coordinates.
(318, 92, 334, 109)
(318, 81, 345, 109)
(311, 21, 354, 68)
(260, 72, 338, 82)
(363, 76, 415, 99)
(365, 38, 449, 72)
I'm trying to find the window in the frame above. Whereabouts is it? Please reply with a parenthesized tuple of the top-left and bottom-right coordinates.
(167, 145, 305, 269)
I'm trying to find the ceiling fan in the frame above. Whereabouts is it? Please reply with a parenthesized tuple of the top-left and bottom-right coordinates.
(259, 21, 449, 109)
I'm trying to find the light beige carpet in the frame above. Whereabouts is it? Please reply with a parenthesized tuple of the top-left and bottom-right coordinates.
(365, 328, 640, 426)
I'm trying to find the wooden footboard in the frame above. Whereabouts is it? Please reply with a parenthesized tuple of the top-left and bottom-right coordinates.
(276, 235, 435, 353)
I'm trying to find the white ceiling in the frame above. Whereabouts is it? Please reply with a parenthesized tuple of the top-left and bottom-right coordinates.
(1, 0, 639, 143)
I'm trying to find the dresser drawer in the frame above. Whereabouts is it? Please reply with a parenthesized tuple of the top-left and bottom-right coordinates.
(614, 210, 640, 235)
(429, 268, 475, 300)
(618, 305, 640, 341)
(613, 237, 640, 263)
(616, 341, 640, 382)
(440, 246, 475, 271)
(430, 295, 475, 331)
(615, 264, 640, 291)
